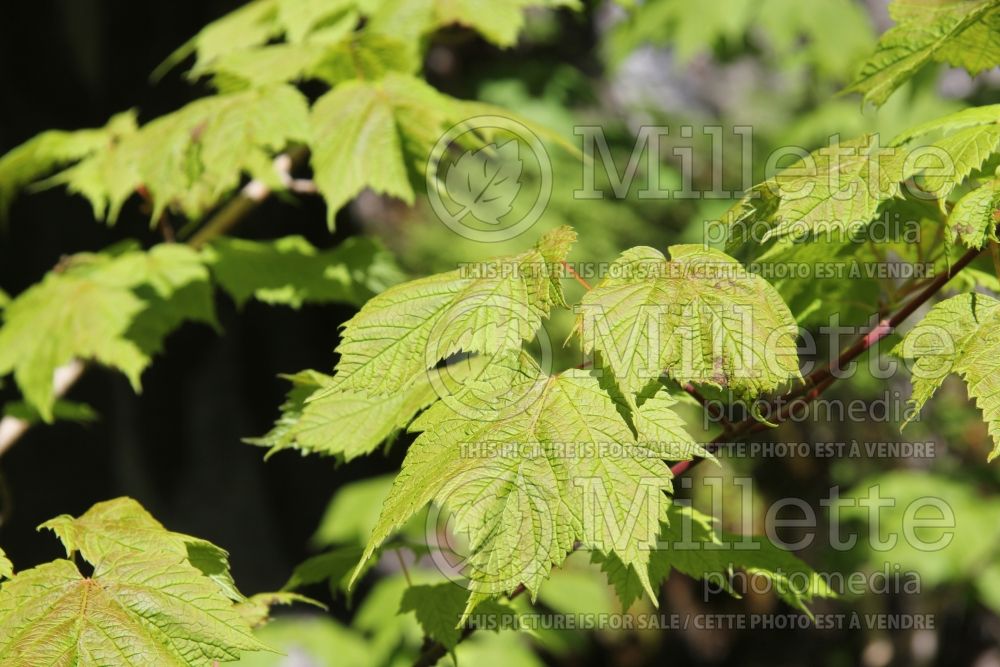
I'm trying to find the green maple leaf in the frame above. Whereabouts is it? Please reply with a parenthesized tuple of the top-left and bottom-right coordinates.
(0, 111, 136, 220)
(249, 366, 439, 461)
(445, 141, 523, 225)
(234, 592, 325, 628)
(0, 266, 143, 419)
(308, 66, 574, 226)
(845, 0, 1000, 107)
(0, 548, 11, 580)
(729, 136, 909, 245)
(327, 226, 574, 396)
(888, 106, 1000, 200)
(41, 497, 243, 602)
(947, 180, 1000, 249)
(0, 498, 272, 666)
(354, 352, 693, 617)
(198, 30, 418, 90)
(156, 0, 284, 78)
(891, 104, 1000, 145)
(0, 244, 214, 421)
(0, 556, 265, 666)
(725, 109, 1000, 260)
(51, 85, 309, 223)
(203, 235, 403, 309)
(921, 125, 1000, 199)
(309, 73, 472, 225)
(725, 112, 1000, 255)
(575, 245, 801, 399)
(894, 292, 1000, 460)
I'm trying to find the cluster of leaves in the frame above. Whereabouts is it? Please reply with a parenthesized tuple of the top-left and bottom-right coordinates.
(719, 104, 998, 330)
(0, 0, 577, 228)
(0, 497, 309, 665)
(257, 224, 832, 622)
(0, 235, 400, 421)
(246, 0, 1000, 632)
(0, 3, 597, 653)
(0, 244, 215, 420)
(723, 99, 1000, 453)
(268, 473, 832, 662)
(726, 105, 1000, 254)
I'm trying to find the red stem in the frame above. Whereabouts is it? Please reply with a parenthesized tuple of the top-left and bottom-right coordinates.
(562, 260, 592, 291)
(671, 242, 984, 477)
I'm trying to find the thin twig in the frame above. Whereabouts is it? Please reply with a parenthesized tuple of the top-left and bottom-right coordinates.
(791, 242, 982, 399)
(562, 261, 592, 290)
(288, 178, 318, 194)
(671, 241, 985, 479)
(188, 174, 277, 248)
(990, 240, 1000, 281)
(0, 359, 85, 459)
(396, 549, 412, 586)
(157, 215, 176, 243)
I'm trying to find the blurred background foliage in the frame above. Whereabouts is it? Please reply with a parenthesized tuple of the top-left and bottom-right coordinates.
(2, 1, 1000, 666)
